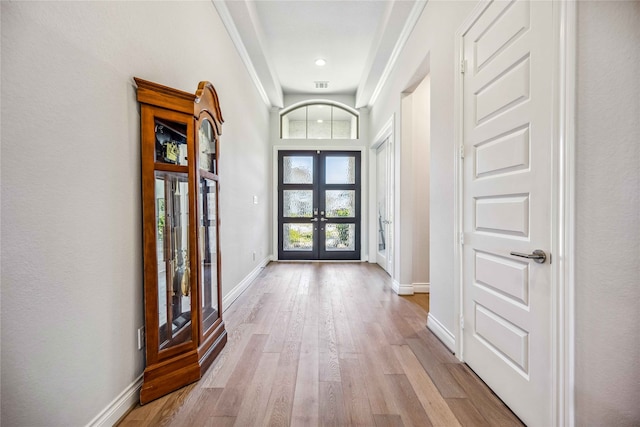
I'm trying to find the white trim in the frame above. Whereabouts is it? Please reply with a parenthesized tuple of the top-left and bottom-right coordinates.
(85, 375, 143, 427)
(211, 0, 271, 107)
(453, 0, 492, 365)
(427, 313, 455, 352)
(552, 1, 576, 425)
(391, 280, 414, 296)
(453, 1, 576, 425)
(412, 283, 430, 293)
(368, 0, 428, 107)
(372, 114, 395, 149)
(280, 99, 360, 117)
(370, 115, 395, 277)
(222, 255, 270, 312)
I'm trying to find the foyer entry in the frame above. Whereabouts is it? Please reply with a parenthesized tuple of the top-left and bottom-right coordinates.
(278, 150, 361, 260)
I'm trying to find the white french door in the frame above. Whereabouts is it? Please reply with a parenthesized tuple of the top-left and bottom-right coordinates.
(375, 138, 393, 274)
(461, 0, 554, 425)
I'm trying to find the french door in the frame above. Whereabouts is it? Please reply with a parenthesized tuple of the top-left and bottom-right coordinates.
(375, 137, 392, 274)
(278, 150, 361, 260)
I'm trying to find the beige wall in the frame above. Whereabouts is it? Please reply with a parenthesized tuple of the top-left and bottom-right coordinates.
(1, 2, 270, 425)
(575, 1, 640, 425)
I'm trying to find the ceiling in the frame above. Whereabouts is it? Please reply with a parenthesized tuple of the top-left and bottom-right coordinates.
(214, 0, 426, 108)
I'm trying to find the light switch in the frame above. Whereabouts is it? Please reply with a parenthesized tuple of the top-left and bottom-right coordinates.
(253, 196, 258, 204)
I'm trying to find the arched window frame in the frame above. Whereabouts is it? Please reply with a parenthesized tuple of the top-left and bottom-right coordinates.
(280, 100, 360, 140)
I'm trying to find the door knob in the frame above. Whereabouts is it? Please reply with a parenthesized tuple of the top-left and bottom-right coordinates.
(510, 249, 547, 264)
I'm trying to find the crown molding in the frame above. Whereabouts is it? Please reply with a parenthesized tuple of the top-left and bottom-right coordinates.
(212, 0, 272, 107)
(367, 0, 427, 108)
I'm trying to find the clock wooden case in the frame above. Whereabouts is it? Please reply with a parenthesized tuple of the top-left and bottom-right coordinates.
(135, 77, 227, 404)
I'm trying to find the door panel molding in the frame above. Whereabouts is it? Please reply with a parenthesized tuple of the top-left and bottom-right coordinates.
(453, 1, 576, 426)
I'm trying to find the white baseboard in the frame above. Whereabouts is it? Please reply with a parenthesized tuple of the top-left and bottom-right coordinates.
(392, 280, 414, 295)
(413, 282, 430, 293)
(427, 313, 456, 352)
(222, 255, 271, 312)
(86, 375, 143, 427)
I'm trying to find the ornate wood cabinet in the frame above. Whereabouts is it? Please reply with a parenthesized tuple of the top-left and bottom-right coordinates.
(135, 78, 227, 404)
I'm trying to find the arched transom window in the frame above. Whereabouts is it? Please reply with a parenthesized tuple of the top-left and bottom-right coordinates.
(280, 101, 359, 139)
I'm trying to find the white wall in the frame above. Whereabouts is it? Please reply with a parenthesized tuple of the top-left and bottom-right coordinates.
(410, 76, 430, 288)
(369, 1, 475, 334)
(575, 2, 640, 425)
(1, 2, 270, 426)
(395, 75, 430, 292)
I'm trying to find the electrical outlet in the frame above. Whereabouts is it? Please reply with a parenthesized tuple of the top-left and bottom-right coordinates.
(253, 195, 258, 204)
(137, 326, 145, 350)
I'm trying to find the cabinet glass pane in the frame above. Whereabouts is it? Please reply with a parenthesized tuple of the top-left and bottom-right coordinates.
(155, 119, 188, 166)
(283, 190, 313, 218)
(199, 178, 219, 334)
(283, 224, 313, 251)
(283, 156, 313, 184)
(325, 224, 356, 251)
(325, 190, 355, 218)
(155, 172, 192, 350)
(198, 119, 216, 174)
(325, 156, 355, 184)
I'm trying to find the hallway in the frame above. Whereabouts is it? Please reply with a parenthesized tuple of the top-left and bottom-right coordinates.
(119, 263, 522, 426)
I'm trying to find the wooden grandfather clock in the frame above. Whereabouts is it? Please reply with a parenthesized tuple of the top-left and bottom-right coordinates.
(135, 78, 227, 404)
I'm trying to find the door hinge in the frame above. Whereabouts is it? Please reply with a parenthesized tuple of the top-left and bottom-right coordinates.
(460, 59, 467, 74)
(459, 145, 465, 159)
(459, 232, 464, 245)
(460, 315, 465, 330)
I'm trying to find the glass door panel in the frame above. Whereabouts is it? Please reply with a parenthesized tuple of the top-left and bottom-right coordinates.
(198, 178, 219, 335)
(325, 156, 355, 184)
(155, 172, 192, 350)
(278, 151, 360, 260)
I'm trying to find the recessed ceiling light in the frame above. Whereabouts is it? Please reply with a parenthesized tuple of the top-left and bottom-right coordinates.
(317, 119, 323, 123)
(315, 58, 326, 66)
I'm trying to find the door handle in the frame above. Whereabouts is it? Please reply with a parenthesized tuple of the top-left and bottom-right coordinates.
(310, 218, 319, 222)
(510, 249, 547, 264)
(320, 218, 328, 222)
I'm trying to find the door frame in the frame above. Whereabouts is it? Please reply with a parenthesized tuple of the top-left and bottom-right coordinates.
(370, 115, 395, 277)
(452, 1, 576, 425)
(272, 145, 367, 262)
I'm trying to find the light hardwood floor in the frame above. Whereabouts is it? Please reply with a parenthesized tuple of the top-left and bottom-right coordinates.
(119, 262, 523, 426)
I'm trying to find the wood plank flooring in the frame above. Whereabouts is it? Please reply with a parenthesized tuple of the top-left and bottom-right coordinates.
(118, 262, 523, 427)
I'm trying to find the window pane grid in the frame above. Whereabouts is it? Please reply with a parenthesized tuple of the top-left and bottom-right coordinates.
(281, 103, 358, 140)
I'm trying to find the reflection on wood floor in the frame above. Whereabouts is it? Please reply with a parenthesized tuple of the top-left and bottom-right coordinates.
(119, 262, 522, 426)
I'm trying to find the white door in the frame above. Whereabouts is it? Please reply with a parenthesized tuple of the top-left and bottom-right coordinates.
(462, 0, 554, 425)
(376, 138, 392, 273)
